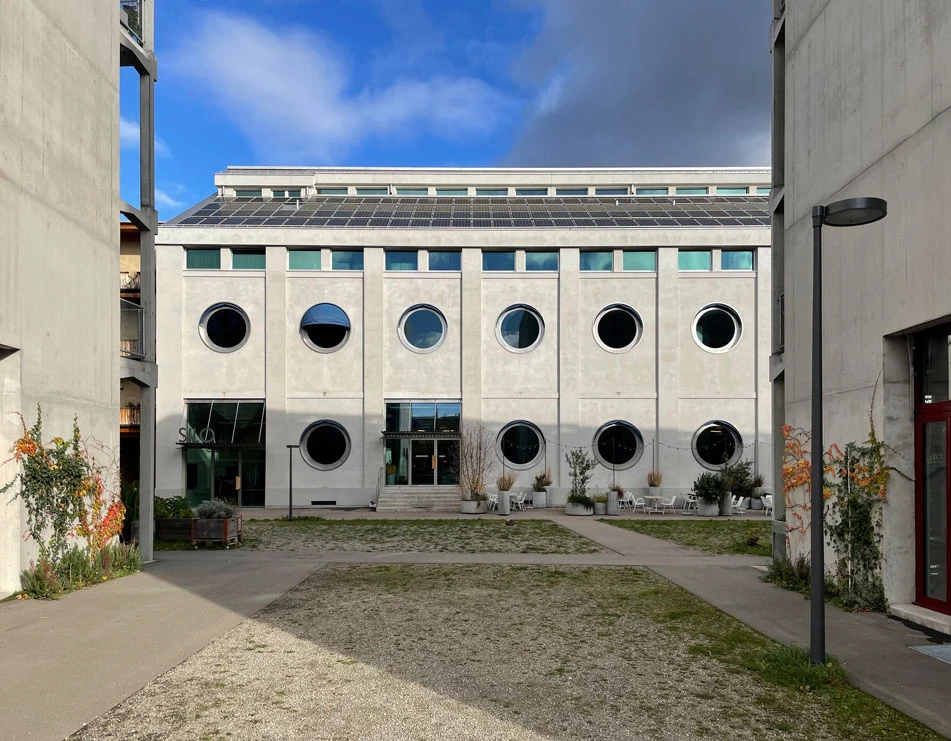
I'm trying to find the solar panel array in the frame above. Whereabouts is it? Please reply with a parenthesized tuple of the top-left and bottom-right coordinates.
(168, 195, 770, 229)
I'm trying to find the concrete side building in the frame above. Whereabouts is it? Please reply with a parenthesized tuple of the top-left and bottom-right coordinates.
(0, 0, 157, 596)
(156, 167, 772, 512)
(771, 1, 951, 632)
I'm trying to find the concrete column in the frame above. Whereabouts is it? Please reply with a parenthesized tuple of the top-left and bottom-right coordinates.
(460, 249, 483, 422)
(137, 383, 155, 562)
(265, 246, 289, 503)
(557, 248, 580, 486)
(755, 245, 772, 484)
(655, 247, 679, 481)
(0, 351, 22, 596)
(363, 248, 384, 489)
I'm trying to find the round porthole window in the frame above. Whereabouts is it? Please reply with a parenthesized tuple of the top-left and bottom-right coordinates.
(496, 305, 544, 353)
(593, 421, 643, 469)
(399, 305, 446, 353)
(594, 305, 643, 352)
(498, 421, 545, 468)
(200, 303, 250, 352)
(693, 304, 742, 352)
(300, 303, 351, 353)
(300, 420, 351, 470)
(692, 421, 743, 469)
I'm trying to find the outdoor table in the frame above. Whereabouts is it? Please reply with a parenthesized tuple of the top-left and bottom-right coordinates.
(643, 494, 664, 514)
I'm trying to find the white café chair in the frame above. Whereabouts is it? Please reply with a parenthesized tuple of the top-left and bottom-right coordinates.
(632, 496, 647, 513)
(731, 495, 746, 516)
(763, 494, 774, 516)
(660, 493, 677, 513)
(682, 491, 698, 512)
(511, 491, 526, 511)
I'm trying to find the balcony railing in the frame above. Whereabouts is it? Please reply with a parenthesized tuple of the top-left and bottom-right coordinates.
(120, 0, 143, 45)
(120, 271, 141, 291)
(120, 407, 141, 426)
(120, 299, 145, 359)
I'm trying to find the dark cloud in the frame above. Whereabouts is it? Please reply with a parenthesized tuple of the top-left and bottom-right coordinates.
(503, 0, 773, 167)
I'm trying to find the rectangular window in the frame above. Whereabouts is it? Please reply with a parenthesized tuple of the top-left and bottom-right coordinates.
(526, 251, 559, 271)
(317, 188, 348, 195)
(235, 189, 262, 198)
(675, 187, 708, 195)
(516, 188, 547, 196)
(595, 187, 628, 195)
(436, 402, 461, 432)
(716, 187, 749, 195)
(428, 251, 461, 271)
(476, 188, 508, 196)
(271, 189, 301, 198)
(483, 251, 515, 271)
(757, 187, 771, 195)
(186, 248, 220, 270)
(288, 249, 321, 270)
(436, 188, 467, 196)
(385, 251, 418, 271)
(184, 400, 265, 445)
(580, 251, 613, 271)
(635, 187, 668, 196)
(396, 188, 428, 195)
(232, 249, 266, 270)
(721, 251, 754, 270)
(356, 187, 388, 195)
(556, 188, 587, 196)
(332, 250, 364, 270)
(678, 250, 712, 271)
(623, 251, 657, 271)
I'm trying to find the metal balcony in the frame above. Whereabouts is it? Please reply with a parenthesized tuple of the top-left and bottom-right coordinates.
(120, 406, 141, 426)
(120, 0, 143, 45)
(120, 271, 141, 291)
(120, 299, 145, 360)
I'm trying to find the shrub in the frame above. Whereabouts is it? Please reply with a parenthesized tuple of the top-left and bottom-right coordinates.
(20, 560, 61, 599)
(196, 499, 234, 519)
(457, 421, 495, 501)
(593, 494, 608, 504)
(59, 545, 104, 586)
(752, 472, 765, 489)
(743, 523, 761, 547)
(720, 458, 754, 500)
(565, 448, 596, 507)
(155, 495, 194, 519)
(532, 469, 552, 492)
(647, 470, 662, 487)
(692, 471, 729, 503)
(496, 472, 516, 492)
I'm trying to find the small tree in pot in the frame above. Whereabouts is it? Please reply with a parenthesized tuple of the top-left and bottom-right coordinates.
(565, 448, 597, 515)
(532, 469, 552, 509)
(720, 459, 754, 513)
(693, 471, 728, 517)
(750, 472, 766, 509)
(457, 421, 495, 514)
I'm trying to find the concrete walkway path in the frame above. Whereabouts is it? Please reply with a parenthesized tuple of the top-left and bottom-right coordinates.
(1, 513, 949, 740)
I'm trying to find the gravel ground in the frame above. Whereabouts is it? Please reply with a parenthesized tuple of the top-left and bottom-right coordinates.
(72, 565, 843, 741)
(242, 518, 603, 554)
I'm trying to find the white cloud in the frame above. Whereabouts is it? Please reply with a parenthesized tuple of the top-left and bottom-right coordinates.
(155, 187, 186, 212)
(119, 115, 170, 157)
(165, 11, 517, 162)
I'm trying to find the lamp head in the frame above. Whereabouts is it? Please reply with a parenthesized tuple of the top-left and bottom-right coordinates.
(822, 197, 887, 227)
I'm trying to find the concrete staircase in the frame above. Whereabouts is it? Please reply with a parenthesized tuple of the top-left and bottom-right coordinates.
(375, 486, 460, 513)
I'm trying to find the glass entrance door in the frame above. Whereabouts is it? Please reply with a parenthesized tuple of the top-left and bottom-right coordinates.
(918, 417, 949, 609)
(186, 448, 266, 508)
(437, 440, 458, 485)
(411, 440, 435, 485)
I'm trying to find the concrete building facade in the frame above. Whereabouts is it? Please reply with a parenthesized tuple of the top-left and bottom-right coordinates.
(771, 1, 951, 632)
(0, 0, 157, 596)
(156, 167, 772, 511)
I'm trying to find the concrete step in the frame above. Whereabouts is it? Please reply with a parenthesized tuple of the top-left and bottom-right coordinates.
(376, 487, 460, 512)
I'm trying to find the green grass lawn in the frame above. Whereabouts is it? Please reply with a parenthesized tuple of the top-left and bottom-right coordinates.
(603, 518, 772, 557)
(242, 517, 603, 554)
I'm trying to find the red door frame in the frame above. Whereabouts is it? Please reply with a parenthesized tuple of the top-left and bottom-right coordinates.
(915, 401, 951, 614)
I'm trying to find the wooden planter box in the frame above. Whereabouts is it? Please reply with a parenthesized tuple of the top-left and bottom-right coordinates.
(155, 516, 242, 548)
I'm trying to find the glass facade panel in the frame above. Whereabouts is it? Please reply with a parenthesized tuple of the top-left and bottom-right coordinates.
(917, 328, 951, 405)
(623, 251, 656, 271)
(318, 188, 348, 195)
(356, 187, 388, 195)
(411, 439, 435, 485)
(500, 424, 541, 466)
(386, 403, 413, 433)
(483, 251, 515, 271)
(411, 402, 436, 432)
(595, 187, 627, 195)
(184, 401, 264, 444)
(757, 187, 772, 195)
(716, 187, 748, 195)
(241, 449, 266, 507)
(516, 189, 547, 196)
(233, 402, 265, 444)
(635, 187, 667, 195)
(384, 439, 410, 485)
(476, 188, 507, 196)
(676, 187, 708, 195)
(401, 308, 444, 350)
(288, 250, 321, 270)
(436, 402, 461, 432)
(721, 251, 754, 270)
(185, 448, 212, 506)
(428, 251, 461, 271)
(596, 423, 639, 467)
(556, 188, 587, 196)
(332, 250, 364, 270)
(436, 188, 467, 196)
(397, 188, 428, 195)
(580, 251, 613, 271)
(526, 251, 558, 271)
(232, 250, 266, 270)
(923, 421, 947, 601)
(679, 251, 712, 271)
(499, 308, 541, 350)
(385, 251, 418, 271)
(235, 189, 261, 197)
(437, 440, 458, 485)
(186, 249, 220, 270)
(694, 423, 741, 467)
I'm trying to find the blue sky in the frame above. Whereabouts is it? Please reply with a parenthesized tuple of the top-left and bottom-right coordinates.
(120, 1, 773, 217)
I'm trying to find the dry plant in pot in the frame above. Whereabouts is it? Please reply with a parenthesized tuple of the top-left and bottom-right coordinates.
(647, 470, 662, 487)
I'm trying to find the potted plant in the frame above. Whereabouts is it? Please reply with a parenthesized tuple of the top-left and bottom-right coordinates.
(647, 470, 662, 488)
(496, 472, 516, 515)
(194, 499, 241, 547)
(532, 469, 552, 509)
(565, 448, 596, 515)
(607, 483, 623, 515)
(593, 493, 608, 515)
(720, 459, 754, 514)
(457, 421, 494, 514)
(750, 472, 766, 510)
(692, 472, 728, 517)
(154, 495, 196, 541)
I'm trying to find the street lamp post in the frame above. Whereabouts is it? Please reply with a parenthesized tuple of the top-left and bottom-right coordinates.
(810, 197, 887, 664)
(287, 444, 300, 520)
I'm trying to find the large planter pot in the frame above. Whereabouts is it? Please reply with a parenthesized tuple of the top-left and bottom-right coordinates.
(749, 488, 765, 510)
(565, 502, 594, 516)
(533, 489, 548, 509)
(547, 486, 567, 507)
(460, 500, 488, 514)
(594, 501, 607, 515)
(697, 500, 720, 517)
(606, 491, 619, 515)
(194, 516, 241, 548)
(497, 491, 511, 516)
(154, 517, 195, 542)
(719, 494, 732, 517)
